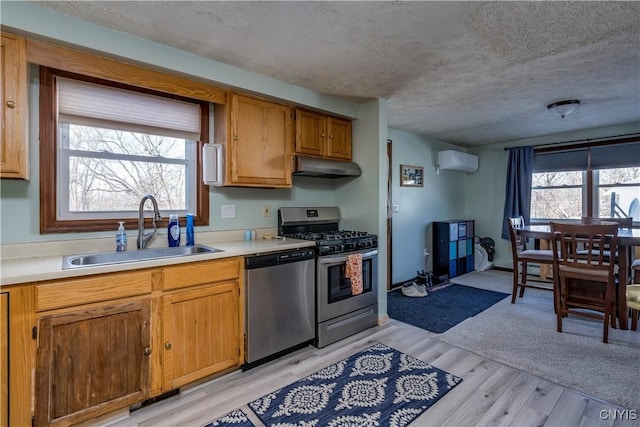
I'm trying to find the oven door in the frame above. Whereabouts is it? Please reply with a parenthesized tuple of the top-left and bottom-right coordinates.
(317, 249, 378, 322)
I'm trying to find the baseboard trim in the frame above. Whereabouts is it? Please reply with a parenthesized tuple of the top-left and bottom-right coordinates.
(377, 314, 390, 326)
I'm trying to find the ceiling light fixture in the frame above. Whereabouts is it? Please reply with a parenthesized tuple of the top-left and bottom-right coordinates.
(547, 100, 581, 119)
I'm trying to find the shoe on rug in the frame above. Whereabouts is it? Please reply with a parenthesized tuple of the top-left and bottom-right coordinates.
(401, 282, 428, 297)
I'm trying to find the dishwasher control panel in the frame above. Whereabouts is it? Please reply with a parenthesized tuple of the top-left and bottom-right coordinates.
(245, 248, 315, 269)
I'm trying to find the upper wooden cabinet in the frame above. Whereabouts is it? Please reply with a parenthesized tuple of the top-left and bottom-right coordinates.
(0, 32, 29, 180)
(215, 92, 293, 188)
(295, 109, 352, 161)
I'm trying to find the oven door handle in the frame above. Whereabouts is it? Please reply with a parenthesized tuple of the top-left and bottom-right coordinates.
(318, 250, 378, 265)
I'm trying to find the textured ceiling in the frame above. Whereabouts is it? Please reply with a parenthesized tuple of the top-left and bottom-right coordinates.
(33, 1, 640, 147)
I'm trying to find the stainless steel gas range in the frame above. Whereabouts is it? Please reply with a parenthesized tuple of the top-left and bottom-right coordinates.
(279, 207, 378, 348)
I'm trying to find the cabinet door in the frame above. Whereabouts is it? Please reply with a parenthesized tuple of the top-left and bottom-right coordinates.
(326, 117, 352, 160)
(228, 94, 292, 187)
(35, 300, 151, 427)
(295, 109, 326, 157)
(0, 293, 7, 427)
(0, 33, 29, 179)
(162, 281, 240, 389)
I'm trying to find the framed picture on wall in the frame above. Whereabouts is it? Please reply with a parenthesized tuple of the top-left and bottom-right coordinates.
(400, 164, 423, 187)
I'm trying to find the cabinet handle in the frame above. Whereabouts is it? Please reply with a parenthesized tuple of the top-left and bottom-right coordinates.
(329, 134, 334, 139)
(233, 135, 239, 142)
(320, 132, 325, 137)
(6, 100, 15, 109)
(144, 347, 152, 356)
(165, 342, 172, 350)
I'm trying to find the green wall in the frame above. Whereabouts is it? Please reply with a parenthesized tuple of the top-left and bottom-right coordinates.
(467, 122, 640, 269)
(0, 2, 381, 245)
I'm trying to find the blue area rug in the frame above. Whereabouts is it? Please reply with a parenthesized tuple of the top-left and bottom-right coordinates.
(204, 409, 255, 427)
(248, 343, 461, 427)
(387, 284, 509, 333)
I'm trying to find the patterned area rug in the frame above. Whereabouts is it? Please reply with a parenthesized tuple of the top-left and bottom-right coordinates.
(247, 343, 462, 427)
(204, 409, 255, 427)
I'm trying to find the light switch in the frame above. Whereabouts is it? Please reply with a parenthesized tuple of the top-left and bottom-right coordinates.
(221, 204, 236, 219)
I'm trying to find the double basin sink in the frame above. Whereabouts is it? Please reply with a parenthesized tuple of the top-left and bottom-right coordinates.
(62, 244, 223, 269)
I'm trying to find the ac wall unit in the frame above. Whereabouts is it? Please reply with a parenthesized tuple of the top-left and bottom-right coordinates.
(437, 150, 478, 173)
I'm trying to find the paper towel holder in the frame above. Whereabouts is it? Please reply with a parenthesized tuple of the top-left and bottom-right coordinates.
(202, 143, 223, 186)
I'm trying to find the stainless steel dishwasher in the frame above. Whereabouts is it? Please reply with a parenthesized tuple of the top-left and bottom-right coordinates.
(244, 248, 316, 367)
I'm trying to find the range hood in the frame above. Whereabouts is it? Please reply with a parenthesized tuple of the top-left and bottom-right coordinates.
(293, 155, 362, 178)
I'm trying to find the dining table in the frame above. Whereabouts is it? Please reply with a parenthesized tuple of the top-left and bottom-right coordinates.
(518, 224, 640, 330)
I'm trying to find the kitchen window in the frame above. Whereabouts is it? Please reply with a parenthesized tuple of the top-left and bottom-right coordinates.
(530, 141, 640, 223)
(40, 68, 210, 233)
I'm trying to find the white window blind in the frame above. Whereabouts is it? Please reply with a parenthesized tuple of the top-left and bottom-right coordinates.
(57, 77, 201, 140)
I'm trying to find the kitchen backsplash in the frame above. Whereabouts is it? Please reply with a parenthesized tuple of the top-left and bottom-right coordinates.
(0, 227, 277, 260)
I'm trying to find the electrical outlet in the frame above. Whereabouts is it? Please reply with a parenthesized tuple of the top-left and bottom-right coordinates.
(263, 204, 271, 217)
(221, 204, 236, 219)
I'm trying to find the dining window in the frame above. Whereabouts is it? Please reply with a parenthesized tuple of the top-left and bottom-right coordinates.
(531, 171, 584, 220)
(531, 141, 640, 223)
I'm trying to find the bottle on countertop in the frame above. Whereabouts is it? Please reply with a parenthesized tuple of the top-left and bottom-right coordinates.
(116, 221, 127, 252)
(186, 213, 194, 246)
(168, 214, 180, 247)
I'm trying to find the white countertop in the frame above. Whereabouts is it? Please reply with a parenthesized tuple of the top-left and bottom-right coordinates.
(0, 237, 315, 286)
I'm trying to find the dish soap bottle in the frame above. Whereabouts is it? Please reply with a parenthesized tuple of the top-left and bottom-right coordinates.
(116, 221, 127, 252)
(186, 213, 194, 246)
(168, 214, 180, 247)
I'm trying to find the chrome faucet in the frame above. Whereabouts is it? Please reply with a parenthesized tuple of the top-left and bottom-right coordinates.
(137, 194, 162, 249)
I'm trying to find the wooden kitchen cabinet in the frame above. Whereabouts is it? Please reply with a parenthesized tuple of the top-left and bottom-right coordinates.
(0, 293, 7, 427)
(295, 109, 352, 160)
(0, 32, 29, 180)
(33, 270, 154, 426)
(35, 299, 151, 427)
(161, 282, 240, 389)
(10, 257, 243, 426)
(215, 92, 293, 188)
(160, 258, 243, 390)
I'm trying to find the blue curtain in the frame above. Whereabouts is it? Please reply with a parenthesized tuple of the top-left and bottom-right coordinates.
(501, 146, 534, 239)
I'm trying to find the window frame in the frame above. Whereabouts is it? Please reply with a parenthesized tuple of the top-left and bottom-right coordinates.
(530, 140, 640, 225)
(39, 67, 210, 233)
(531, 171, 586, 222)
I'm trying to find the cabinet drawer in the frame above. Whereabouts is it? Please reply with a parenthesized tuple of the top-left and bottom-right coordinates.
(162, 258, 239, 291)
(36, 271, 152, 312)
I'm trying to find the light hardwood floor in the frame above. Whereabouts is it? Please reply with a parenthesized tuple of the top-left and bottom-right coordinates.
(90, 319, 639, 427)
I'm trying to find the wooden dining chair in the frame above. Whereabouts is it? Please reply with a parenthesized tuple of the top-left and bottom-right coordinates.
(551, 221, 619, 343)
(580, 217, 633, 280)
(507, 216, 555, 304)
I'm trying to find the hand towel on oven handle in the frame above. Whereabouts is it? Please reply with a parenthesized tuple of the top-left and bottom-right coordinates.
(346, 253, 363, 295)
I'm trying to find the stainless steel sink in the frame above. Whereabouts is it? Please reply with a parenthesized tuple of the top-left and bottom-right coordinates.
(62, 244, 223, 269)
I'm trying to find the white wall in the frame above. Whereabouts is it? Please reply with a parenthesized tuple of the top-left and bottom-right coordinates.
(388, 128, 468, 284)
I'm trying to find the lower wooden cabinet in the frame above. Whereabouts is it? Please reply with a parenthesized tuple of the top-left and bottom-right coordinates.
(21, 257, 243, 426)
(35, 299, 151, 427)
(162, 281, 240, 389)
(0, 293, 8, 427)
